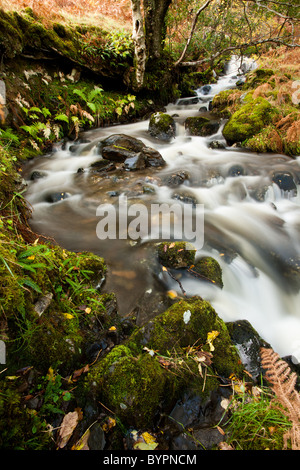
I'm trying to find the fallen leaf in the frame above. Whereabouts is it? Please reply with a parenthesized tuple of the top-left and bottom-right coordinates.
(169, 242, 175, 249)
(109, 326, 117, 331)
(206, 330, 219, 351)
(85, 307, 91, 314)
(57, 410, 79, 449)
(102, 417, 116, 432)
(167, 289, 177, 299)
(72, 364, 89, 381)
(72, 429, 90, 450)
(64, 312, 74, 319)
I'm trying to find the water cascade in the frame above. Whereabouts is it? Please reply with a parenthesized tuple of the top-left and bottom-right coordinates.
(23, 57, 300, 364)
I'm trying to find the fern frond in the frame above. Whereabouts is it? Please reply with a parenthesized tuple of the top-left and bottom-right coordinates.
(260, 347, 300, 450)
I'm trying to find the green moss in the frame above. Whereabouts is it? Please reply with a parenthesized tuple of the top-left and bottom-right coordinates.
(149, 112, 176, 141)
(222, 97, 278, 145)
(193, 256, 223, 288)
(83, 345, 168, 428)
(129, 297, 243, 378)
(211, 89, 243, 117)
(243, 68, 275, 90)
(0, 12, 23, 58)
(157, 241, 196, 268)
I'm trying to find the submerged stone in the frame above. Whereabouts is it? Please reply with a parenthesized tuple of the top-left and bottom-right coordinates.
(271, 171, 297, 192)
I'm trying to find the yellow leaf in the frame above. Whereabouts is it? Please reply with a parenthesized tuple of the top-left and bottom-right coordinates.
(102, 417, 116, 432)
(72, 429, 90, 450)
(46, 367, 55, 382)
(167, 290, 177, 299)
(142, 432, 156, 444)
(85, 307, 91, 314)
(109, 326, 117, 331)
(162, 266, 168, 272)
(206, 330, 219, 351)
(64, 313, 74, 319)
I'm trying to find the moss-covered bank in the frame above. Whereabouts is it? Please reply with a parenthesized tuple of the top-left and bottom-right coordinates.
(212, 59, 300, 157)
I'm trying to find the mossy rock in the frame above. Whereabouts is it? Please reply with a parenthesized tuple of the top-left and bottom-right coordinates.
(184, 116, 210, 136)
(0, 13, 23, 58)
(243, 68, 275, 90)
(82, 345, 170, 428)
(222, 97, 278, 145)
(83, 296, 242, 428)
(211, 89, 243, 118)
(157, 241, 196, 269)
(193, 256, 223, 288)
(128, 297, 243, 378)
(148, 112, 176, 141)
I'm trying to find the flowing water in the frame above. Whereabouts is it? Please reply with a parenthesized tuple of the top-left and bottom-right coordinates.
(23, 57, 300, 363)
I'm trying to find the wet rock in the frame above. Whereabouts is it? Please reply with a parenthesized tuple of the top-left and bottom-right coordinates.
(45, 192, 70, 203)
(199, 84, 212, 95)
(30, 170, 47, 181)
(87, 423, 106, 450)
(148, 112, 176, 142)
(124, 152, 146, 171)
(102, 146, 137, 163)
(227, 319, 271, 381)
(191, 256, 223, 288)
(100, 134, 166, 168)
(172, 192, 198, 207)
(271, 171, 297, 192)
(228, 164, 245, 177)
(208, 140, 226, 150)
(168, 388, 230, 450)
(199, 120, 220, 137)
(184, 116, 210, 136)
(165, 170, 189, 187)
(142, 147, 166, 167)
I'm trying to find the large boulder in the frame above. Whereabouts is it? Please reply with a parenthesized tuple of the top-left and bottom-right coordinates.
(222, 97, 278, 145)
(100, 134, 166, 168)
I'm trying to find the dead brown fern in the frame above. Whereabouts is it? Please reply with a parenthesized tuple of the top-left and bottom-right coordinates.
(260, 347, 300, 450)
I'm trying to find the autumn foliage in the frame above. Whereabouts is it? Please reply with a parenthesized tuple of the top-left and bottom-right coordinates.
(1, 0, 132, 23)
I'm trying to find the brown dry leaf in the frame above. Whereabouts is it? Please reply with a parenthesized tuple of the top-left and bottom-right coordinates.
(57, 410, 79, 449)
(219, 441, 234, 450)
(72, 364, 89, 382)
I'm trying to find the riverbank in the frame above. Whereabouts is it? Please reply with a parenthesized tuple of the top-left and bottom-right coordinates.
(0, 6, 300, 452)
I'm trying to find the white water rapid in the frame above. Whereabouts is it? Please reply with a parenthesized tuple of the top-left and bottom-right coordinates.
(23, 57, 300, 364)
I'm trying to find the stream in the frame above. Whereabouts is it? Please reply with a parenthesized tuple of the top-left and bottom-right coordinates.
(23, 57, 300, 364)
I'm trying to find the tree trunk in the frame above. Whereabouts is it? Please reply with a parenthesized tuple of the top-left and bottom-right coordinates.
(143, 0, 172, 59)
(131, 0, 147, 89)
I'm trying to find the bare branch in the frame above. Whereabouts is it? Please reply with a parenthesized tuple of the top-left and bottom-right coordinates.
(178, 36, 300, 67)
(174, 0, 215, 67)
